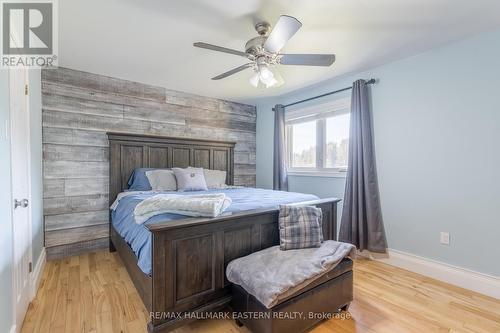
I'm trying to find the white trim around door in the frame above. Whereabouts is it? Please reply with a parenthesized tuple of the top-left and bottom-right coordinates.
(30, 248, 46, 299)
(9, 67, 34, 333)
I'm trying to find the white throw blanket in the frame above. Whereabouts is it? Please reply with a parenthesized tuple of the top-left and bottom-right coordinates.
(134, 193, 232, 224)
(110, 191, 159, 210)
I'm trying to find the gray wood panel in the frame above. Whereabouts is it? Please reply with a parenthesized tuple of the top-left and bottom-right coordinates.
(42, 67, 166, 102)
(43, 144, 109, 162)
(175, 235, 215, 300)
(234, 175, 256, 185)
(171, 147, 190, 168)
(149, 147, 170, 168)
(43, 160, 109, 179)
(45, 224, 109, 247)
(43, 82, 256, 123)
(193, 149, 210, 169)
(43, 178, 109, 198)
(64, 178, 109, 196)
(123, 105, 186, 126)
(42, 67, 256, 258)
(186, 118, 256, 133)
(43, 179, 65, 198)
(46, 237, 109, 260)
(43, 93, 125, 118)
(43, 109, 154, 133)
(234, 163, 257, 174)
(44, 194, 108, 215)
(165, 90, 256, 119)
(43, 127, 109, 147)
(234, 152, 256, 164)
(213, 150, 230, 172)
(120, 145, 145, 188)
(45, 210, 109, 231)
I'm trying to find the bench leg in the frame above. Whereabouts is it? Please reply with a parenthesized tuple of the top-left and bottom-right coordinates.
(235, 319, 244, 327)
(341, 303, 350, 312)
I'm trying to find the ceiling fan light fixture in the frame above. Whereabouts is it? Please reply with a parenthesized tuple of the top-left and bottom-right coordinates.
(259, 64, 273, 81)
(249, 71, 260, 87)
(264, 76, 278, 88)
(260, 72, 278, 88)
(257, 64, 278, 88)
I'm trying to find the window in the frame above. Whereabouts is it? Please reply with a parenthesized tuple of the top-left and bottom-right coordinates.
(290, 120, 316, 167)
(325, 113, 350, 169)
(286, 97, 350, 176)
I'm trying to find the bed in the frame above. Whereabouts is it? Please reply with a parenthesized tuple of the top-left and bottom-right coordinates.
(107, 132, 341, 332)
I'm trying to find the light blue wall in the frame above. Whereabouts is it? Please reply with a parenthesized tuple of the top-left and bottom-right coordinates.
(29, 69, 44, 264)
(256, 29, 500, 277)
(0, 70, 14, 333)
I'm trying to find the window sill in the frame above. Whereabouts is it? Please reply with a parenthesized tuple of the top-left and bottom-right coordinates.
(287, 171, 347, 178)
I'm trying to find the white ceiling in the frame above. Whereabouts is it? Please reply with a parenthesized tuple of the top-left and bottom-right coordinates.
(59, 0, 500, 104)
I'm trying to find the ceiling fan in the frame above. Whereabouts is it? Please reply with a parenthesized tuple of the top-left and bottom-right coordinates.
(193, 15, 335, 88)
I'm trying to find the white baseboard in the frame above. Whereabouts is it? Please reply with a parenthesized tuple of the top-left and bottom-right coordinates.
(30, 247, 46, 299)
(10, 324, 17, 333)
(373, 249, 500, 300)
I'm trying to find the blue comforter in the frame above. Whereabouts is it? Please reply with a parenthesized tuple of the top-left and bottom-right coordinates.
(111, 188, 319, 275)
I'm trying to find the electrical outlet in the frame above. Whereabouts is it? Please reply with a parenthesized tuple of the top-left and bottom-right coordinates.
(440, 232, 450, 245)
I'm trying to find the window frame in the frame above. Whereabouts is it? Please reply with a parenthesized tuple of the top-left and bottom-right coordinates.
(285, 97, 350, 178)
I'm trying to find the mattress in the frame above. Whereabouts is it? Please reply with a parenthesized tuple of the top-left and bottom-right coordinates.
(111, 188, 319, 275)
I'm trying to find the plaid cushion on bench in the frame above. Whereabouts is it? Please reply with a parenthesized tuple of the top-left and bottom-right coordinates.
(278, 205, 323, 250)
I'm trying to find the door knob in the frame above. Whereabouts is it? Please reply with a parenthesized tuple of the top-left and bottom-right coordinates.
(14, 198, 29, 209)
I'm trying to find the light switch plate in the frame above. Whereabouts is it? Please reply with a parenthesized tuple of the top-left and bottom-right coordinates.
(440, 232, 450, 245)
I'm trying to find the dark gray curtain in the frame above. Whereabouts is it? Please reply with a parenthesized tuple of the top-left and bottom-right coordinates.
(339, 80, 387, 252)
(273, 104, 288, 191)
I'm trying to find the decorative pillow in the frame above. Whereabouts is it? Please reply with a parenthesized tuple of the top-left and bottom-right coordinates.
(145, 169, 177, 191)
(278, 205, 323, 251)
(172, 167, 208, 191)
(127, 168, 156, 191)
(203, 169, 227, 189)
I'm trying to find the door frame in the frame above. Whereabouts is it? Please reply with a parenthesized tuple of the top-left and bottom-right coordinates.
(9, 67, 34, 333)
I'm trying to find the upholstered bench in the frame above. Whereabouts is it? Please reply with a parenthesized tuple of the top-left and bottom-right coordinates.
(227, 241, 354, 333)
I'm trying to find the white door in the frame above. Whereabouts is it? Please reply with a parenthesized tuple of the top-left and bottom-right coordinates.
(10, 68, 32, 330)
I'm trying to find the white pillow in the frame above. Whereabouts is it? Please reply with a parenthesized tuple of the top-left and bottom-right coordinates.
(204, 169, 227, 189)
(145, 169, 177, 191)
(172, 167, 208, 191)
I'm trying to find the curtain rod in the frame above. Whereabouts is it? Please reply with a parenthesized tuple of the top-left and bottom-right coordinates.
(274, 78, 376, 110)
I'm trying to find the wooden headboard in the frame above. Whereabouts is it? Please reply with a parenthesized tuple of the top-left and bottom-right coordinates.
(107, 132, 235, 203)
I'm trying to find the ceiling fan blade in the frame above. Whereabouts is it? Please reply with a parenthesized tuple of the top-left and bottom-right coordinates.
(211, 63, 253, 80)
(263, 15, 302, 53)
(193, 42, 248, 58)
(279, 54, 335, 66)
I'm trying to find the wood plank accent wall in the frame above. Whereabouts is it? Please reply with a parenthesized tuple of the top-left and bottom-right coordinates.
(42, 67, 257, 259)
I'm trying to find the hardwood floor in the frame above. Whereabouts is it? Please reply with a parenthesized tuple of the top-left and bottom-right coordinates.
(22, 251, 500, 333)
